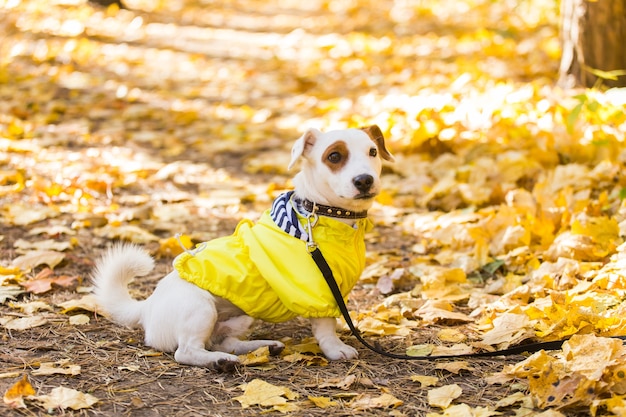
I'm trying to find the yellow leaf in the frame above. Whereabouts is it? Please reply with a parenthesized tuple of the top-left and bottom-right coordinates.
(3, 316, 48, 331)
(319, 374, 356, 390)
(69, 314, 90, 325)
(33, 386, 98, 410)
(233, 379, 299, 409)
(406, 344, 434, 357)
(32, 360, 81, 376)
(426, 403, 501, 417)
(11, 250, 66, 271)
(57, 294, 99, 314)
(238, 346, 270, 366)
(435, 361, 473, 375)
(308, 396, 338, 408)
(158, 234, 192, 258)
(410, 375, 439, 387)
(480, 312, 534, 348)
(437, 328, 467, 343)
(10, 301, 53, 314)
(350, 393, 403, 410)
(282, 352, 328, 366)
(3, 375, 35, 409)
(427, 384, 463, 408)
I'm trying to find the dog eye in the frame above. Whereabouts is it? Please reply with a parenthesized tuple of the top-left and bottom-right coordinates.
(369, 148, 378, 157)
(327, 152, 342, 163)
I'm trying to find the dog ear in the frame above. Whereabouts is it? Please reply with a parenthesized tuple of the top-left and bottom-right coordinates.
(361, 125, 395, 162)
(288, 128, 321, 170)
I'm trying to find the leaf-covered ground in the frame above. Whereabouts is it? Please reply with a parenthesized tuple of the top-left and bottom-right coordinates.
(2, 0, 626, 415)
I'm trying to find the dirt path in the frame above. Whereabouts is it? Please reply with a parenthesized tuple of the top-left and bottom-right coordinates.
(1, 0, 603, 415)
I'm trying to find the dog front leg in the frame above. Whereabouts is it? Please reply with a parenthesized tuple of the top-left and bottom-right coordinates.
(310, 317, 358, 360)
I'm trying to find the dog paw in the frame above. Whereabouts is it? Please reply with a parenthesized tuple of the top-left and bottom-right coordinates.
(268, 342, 285, 356)
(322, 342, 358, 361)
(213, 358, 239, 373)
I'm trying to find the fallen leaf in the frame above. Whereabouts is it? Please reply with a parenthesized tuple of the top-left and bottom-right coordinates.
(3, 375, 35, 409)
(480, 312, 534, 348)
(308, 395, 339, 408)
(234, 379, 299, 410)
(319, 374, 356, 390)
(32, 360, 81, 376)
(13, 238, 73, 252)
(11, 250, 66, 271)
(428, 384, 463, 408)
(0, 285, 25, 303)
(69, 314, 90, 325)
(57, 294, 99, 313)
(282, 352, 328, 366)
(21, 270, 80, 294)
(406, 344, 434, 357)
(350, 393, 403, 410)
(426, 403, 502, 416)
(9, 301, 53, 314)
(431, 344, 475, 357)
(3, 204, 59, 226)
(32, 386, 98, 410)
(495, 392, 527, 409)
(238, 346, 271, 366)
(435, 361, 473, 375)
(157, 234, 192, 258)
(93, 224, 160, 243)
(437, 328, 467, 343)
(3, 315, 48, 330)
(410, 375, 439, 387)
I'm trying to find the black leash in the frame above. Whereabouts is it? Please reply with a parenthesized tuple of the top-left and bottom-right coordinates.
(310, 247, 626, 360)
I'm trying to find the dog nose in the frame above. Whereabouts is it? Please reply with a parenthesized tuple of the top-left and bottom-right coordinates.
(353, 174, 374, 192)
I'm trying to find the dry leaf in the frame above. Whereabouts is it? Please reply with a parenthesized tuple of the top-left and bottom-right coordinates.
(14, 238, 73, 252)
(480, 312, 534, 348)
(69, 314, 91, 325)
(282, 352, 328, 366)
(406, 344, 434, 357)
(0, 285, 25, 303)
(57, 294, 99, 313)
(33, 386, 98, 410)
(93, 224, 160, 243)
(410, 375, 439, 387)
(308, 395, 338, 408)
(319, 374, 356, 390)
(238, 346, 270, 366)
(234, 379, 299, 410)
(435, 361, 473, 375)
(9, 301, 53, 314)
(426, 403, 501, 416)
(428, 384, 463, 408)
(437, 328, 467, 343)
(12, 250, 66, 271)
(32, 360, 81, 376)
(350, 393, 403, 410)
(3, 315, 48, 330)
(21, 270, 80, 294)
(3, 375, 35, 408)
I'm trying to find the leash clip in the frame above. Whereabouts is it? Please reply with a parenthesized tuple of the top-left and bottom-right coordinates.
(306, 205, 319, 252)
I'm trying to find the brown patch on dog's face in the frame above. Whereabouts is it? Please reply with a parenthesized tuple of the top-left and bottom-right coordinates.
(360, 125, 395, 162)
(322, 140, 349, 172)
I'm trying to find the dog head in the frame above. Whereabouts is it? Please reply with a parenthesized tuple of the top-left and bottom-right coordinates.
(289, 125, 394, 212)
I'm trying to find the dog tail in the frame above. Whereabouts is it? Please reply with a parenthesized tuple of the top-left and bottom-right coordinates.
(91, 243, 154, 328)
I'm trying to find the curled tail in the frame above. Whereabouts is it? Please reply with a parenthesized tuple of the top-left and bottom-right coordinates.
(91, 243, 155, 328)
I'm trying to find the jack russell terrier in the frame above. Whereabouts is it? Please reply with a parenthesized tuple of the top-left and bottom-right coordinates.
(92, 126, 394, 370)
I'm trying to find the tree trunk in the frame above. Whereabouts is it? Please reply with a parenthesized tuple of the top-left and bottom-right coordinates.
(559, 0, 626, 88)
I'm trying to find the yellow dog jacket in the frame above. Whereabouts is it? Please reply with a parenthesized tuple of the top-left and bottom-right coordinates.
(173, 192, 372, 323)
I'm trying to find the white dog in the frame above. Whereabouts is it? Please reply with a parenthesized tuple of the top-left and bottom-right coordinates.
(92, 126, 394, 370)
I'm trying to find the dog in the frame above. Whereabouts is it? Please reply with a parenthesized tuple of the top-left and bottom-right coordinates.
(92, 126, 394, 370)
